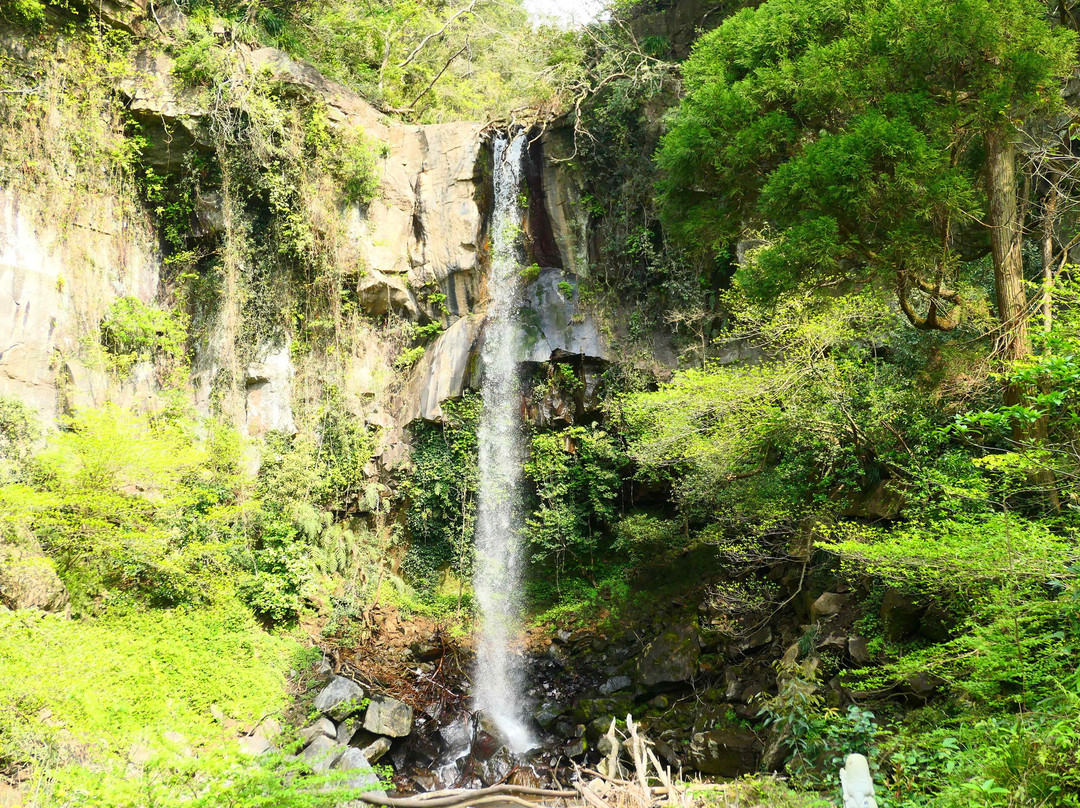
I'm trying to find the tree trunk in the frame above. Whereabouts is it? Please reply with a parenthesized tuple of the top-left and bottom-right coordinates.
(986, 127, 1059, 511)
(985, 127, 1032, 376)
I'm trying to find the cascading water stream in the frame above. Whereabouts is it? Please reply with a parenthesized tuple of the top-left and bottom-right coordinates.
(471, 132, 534, 753)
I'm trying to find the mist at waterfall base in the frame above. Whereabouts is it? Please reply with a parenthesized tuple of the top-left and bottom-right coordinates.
(471, 132, 535, 754)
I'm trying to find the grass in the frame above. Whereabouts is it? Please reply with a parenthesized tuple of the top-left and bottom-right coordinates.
(0, 598, 301, 784)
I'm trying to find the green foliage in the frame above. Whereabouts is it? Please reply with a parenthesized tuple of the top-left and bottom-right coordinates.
(50, 748, 385, 808)
(302, 103, 382, 206)
(100, 296, 189, 373)
(0, 396, 40, 485)
(611, 512, 681, 563)
(617, 292, 940, 523)
(657, 0, 1075, 325)
(277, 0, 575, 121)
(757, 663, 884, 788)
(0, 0, 45, 23)
(394, 344, 427, 370)
(0, 599, 296, 778)
(0, 405, 248, 612)
(171, 25, 223, 87)
(523, 424, 626, 581)
(244, 417, 380, 621)
(401, 394, 480, 586)
(527, 563, 634, 630)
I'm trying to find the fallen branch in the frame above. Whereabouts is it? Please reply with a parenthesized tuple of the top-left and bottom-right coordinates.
(354, 784, 579, 808)
(575, 781, 611, 808)
(580, 768, 633, 787)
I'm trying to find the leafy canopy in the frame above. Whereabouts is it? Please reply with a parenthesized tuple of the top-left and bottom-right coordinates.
(657, 0, 1075, 328)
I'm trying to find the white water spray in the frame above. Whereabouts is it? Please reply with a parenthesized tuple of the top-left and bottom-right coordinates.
(472, 132, 533, 753)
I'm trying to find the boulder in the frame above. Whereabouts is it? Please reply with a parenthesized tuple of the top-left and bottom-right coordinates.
(245, 339, 296, 436)
(300, 717, 337, 744)
(336, 715, 364, 745)
(920, 603, 954, 642)
(473, 729, 499, 761)
(564, 738, 587, 759)
(0, 544, 69, 612)
(731, 624, 772, 657)
(848, 636, 872, 665)
(331, 747, 387, 798)
(357, 269, 417, 318)
(600, 675, 632, 695)
(840, 479, 906, 520)
(402, 316, 482, 423)
(637, 623, 700, 688)
(362, 694, 414, 737)
(880, 589, 923, 642)
(689, 728, 760, 777)
(360, 736, 392, 763)
(477, 747, 514, 786)
(303, 735, 344, 773)
(313, 676, 365, 721)
(533, 702, 562, 729)
(238, 735, 273, 756)
(811, 592, 849, 622)
(409, 638, 442, 662)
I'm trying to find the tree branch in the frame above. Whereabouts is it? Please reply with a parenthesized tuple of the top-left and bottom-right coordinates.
(407, 40, 469, 111)
(398, 0, 478, 70)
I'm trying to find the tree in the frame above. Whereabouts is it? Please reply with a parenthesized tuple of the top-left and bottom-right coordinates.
(658, 0, 1075, 363)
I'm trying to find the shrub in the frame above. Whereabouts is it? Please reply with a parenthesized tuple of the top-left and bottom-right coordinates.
(0, 405, 246, 611)
(0, 396, 39, 485)
(100, 296, 188, 371)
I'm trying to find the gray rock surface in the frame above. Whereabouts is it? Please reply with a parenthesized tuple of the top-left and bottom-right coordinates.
(599, 676, 632, 695)
(238, 735, 273, 756)
(402, 316, 482, 423)
(300, 717, 337, 744)
(360, 736, 392, 763)
(362, 694, 414, 737)
(880, 588, 923, 642)
(538, 129, 590, 277)
(245, 339, 296, 436)
(689, 727, 760, 777)
(637, 623, 700, 688)
(848, 636, 871, 664)
(517, 269, 610, 363)
(332, 747, 387, 798)
(336, 715, 364, 746)
(303, 734, 344, 773)
(811, 592, 850, 622)
(313, 676, 365, 721)
(0, 187, 160, 424)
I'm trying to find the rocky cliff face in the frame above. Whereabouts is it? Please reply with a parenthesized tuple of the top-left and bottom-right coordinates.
(0, 186, 160, 422)
(0, 10, 605, 466)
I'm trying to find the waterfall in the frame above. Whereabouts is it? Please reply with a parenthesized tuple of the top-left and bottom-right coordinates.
(472, 132, 533, 753)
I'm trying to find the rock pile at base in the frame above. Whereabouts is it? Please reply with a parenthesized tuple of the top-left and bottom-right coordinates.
(240, 675, 415, 798)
